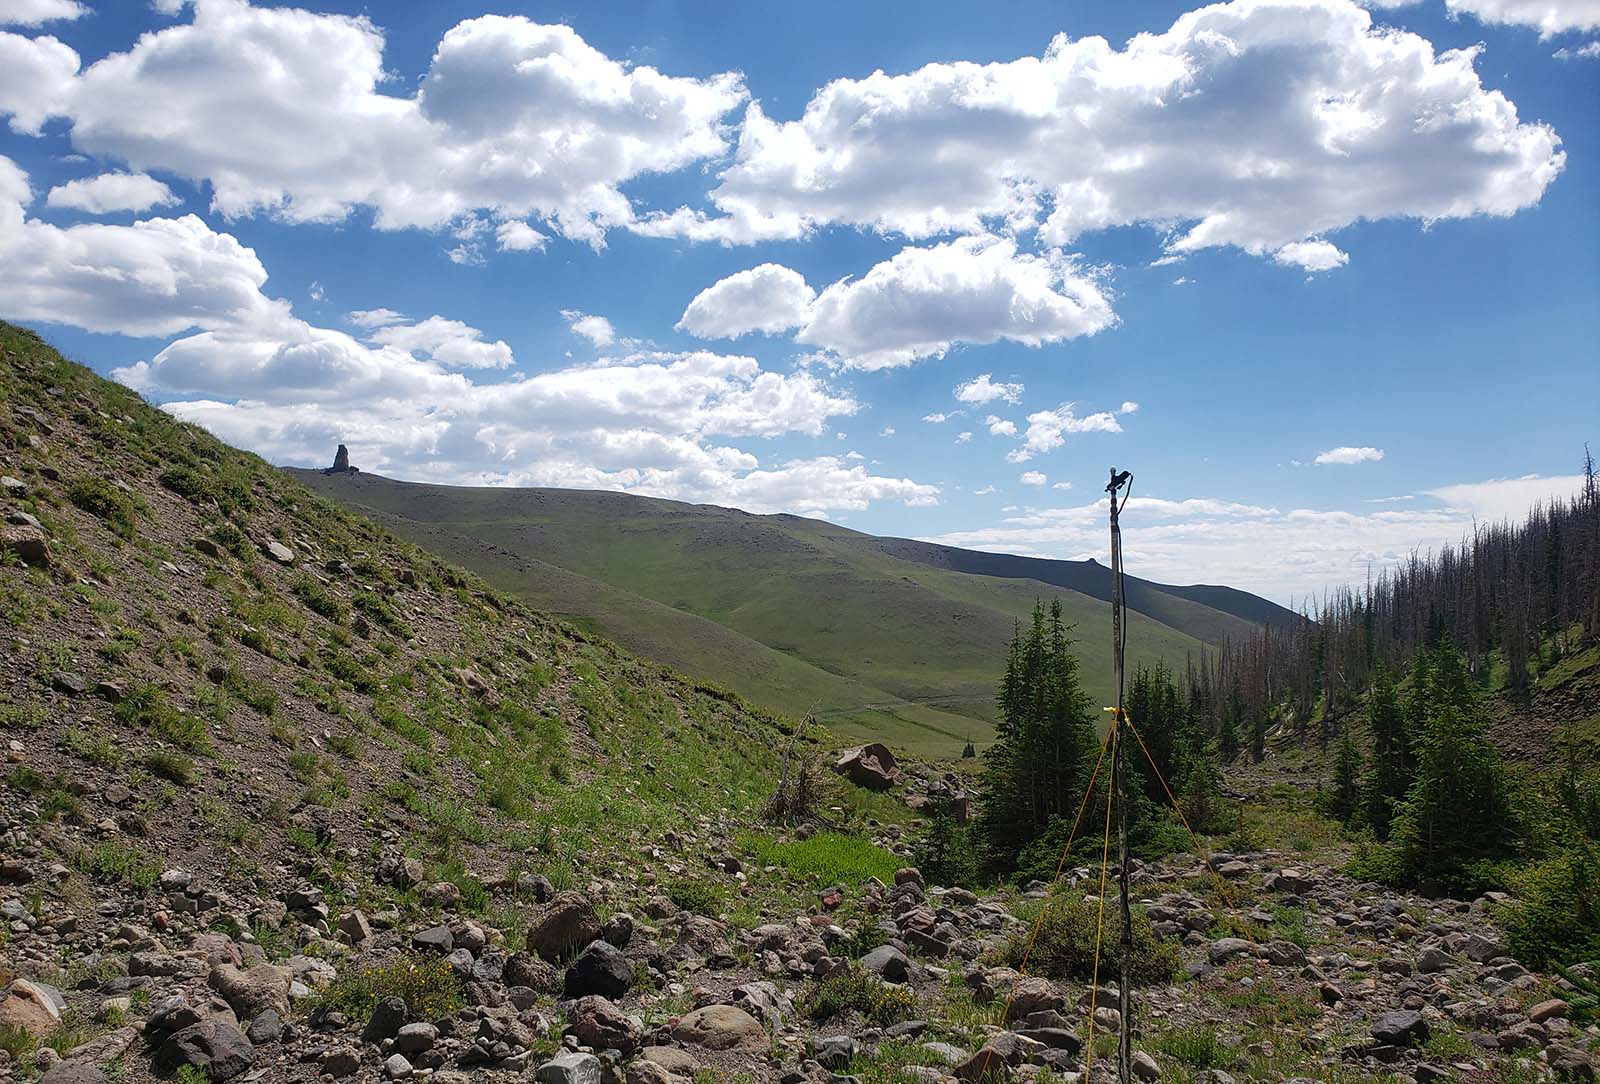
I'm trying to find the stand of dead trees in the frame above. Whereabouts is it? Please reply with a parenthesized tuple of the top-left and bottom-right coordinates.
(1185, 448, 1600, 750)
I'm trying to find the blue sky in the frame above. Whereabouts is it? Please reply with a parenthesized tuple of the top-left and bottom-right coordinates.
(0, 0, 1595, 601)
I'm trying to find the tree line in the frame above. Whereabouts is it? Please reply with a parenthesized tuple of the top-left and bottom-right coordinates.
(1185, 449, 1599, 749)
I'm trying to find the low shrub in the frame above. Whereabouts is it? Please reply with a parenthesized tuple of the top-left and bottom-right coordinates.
(69, 477, 140, 539)
(1498, 848, 1600, 969)
(146, 749, 197, 785)
(316, 954, 462, 1021)
(664, 877, 723, 916)
(994, 892, 1181, 986)
(797, 968, 918, 1026)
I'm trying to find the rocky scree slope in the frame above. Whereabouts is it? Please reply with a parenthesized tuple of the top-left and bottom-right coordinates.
(0, 320, 1596, 1084)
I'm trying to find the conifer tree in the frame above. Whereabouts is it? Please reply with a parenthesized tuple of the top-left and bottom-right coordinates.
(1390, 638, 1516, 886)
(1327, 725, 1363, 825)
(975, 600, 1098, 875)
(1363, 663, 1409, 838)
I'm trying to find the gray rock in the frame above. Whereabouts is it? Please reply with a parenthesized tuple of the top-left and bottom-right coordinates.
(155, 1020, 256, 1081)
(536, 1052, 602, 1084)
(566, 995, 642, 1056)
(564, 940, 634, 999)
(526, 892, 602, 962)
(860, 944, 912, 984)
(1416, 946, 1453, 973)
(321, 1046, 361, 1078)
(39, 1065, 106, 1084)
(394, 1022, 438, 1055)
(244, 1009, 281, 1044)
(411, 925, 454, 953)
(1209, 938, 1255, 964)
(809, 1036, 859, 1070)
(362, 996, 408, 1042)
(384, 1053, 413, 1079)
(1372, 1010, 1429, 1047)
(1132, 1051, 1162, 1081)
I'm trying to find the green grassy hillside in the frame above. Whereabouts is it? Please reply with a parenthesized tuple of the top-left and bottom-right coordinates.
(291, 474, 1281, 755)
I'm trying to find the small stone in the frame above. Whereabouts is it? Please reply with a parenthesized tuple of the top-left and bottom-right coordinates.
(261, 539, 295, 564)
(393, 1023, 438, 1055)
(384, 1053, 413, 1079)
(536, 1052, 602, 1084)
(1132, 1051, 1162, 1081)
(1372, 1010, 1429, 1047)
(1528, 999, 1568, 1024)
(321, 1046, 361, 1078)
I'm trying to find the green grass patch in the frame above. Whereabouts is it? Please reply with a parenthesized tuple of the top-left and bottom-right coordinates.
(743, 831, 901, 886)
(797, 968, 918, 1027)
(315, 954, 462, 1021)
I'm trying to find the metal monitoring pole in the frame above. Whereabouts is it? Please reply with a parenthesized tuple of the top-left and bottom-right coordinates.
(1107, 466, 1133, 1084)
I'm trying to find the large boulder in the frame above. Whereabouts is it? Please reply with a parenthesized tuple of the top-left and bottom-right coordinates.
(563, 940, 634, 999)
(566, 995, 641, 1056)
(834, 743, 901, 790)
(671, 1004, 768, 1051)
(155, 1020, 256, 1082)
(526, 892, 602, 962)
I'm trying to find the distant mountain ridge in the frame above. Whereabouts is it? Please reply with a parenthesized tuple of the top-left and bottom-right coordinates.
(292, 470, 1298, 755)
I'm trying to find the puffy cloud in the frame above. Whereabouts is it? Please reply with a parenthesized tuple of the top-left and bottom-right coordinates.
(0, 30, 78, 135)
(1315, 445, 1385, 464)
(23, 1, 745, 242)
(0, 156, 281, 337)
(954, 373, 1024, 405)
(1446, 0, 1600, 35)
(366, 315, 514, 370)
(495, 220, 547, 252)
(677, 262, 816, 338)
(0, 0, 86, 26)
(1006, 401, 1136, 462)
(1274, 239, 1349, 273)
(795, 235, 1114, 369)
(1019, 470, 1047, 486)
(562, 310, 616, 347)
(648, 0, 1562, 267)
(985, 415, 1018, 437)
(46, 171, 179, 214)
(922, 412, 951, 424)
(921, 476, 1586, 601)
(956, 431, 973, 443)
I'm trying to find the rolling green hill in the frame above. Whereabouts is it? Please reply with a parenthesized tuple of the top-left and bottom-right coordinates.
(293, 472, 1296, 756)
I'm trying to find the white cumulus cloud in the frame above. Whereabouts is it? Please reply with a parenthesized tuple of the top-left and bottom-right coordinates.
(641, 0, 1562, 269)
(795, 235, 1114, 369)
(954, 373, 1025, 405)
(12, 2, 746, 243)
(1274, 240, 1350, 273)
(0, 0, 86, 27)
(1446, 0, 1600, 35)
(1019, 470, 1047, 486)
(677, 263, 816, 338)
(46, 172, 179, 214)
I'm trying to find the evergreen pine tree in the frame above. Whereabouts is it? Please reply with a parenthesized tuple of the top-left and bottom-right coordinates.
(1362, 663, 1409, 839)
(975, 600, 1097, 876)
(1390, 638, 1517, 887)
(1327, 725, 1363, 825)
